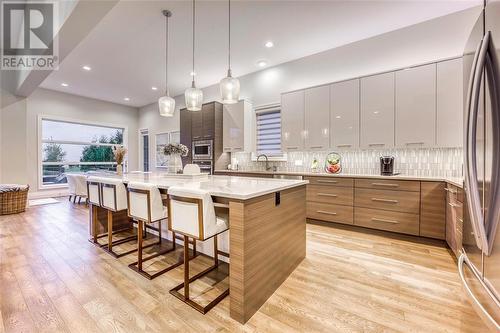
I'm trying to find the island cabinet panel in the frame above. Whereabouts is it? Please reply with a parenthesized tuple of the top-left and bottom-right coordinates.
(330, 79, 360, 149)
(354, 178, 420, 192)
(305, 176, 354, 187)
(395, 63, 437, 147)
(420, 181, 446, 240)
(354, 207, 420, 236)
(307, 202, 353, 225)
(281, 90, 305, 151)
(360, 72, 395, 149)
(306, 185, 354, 206)
(229, 186, 306, 324)
(304, 85, 330, 150)
(354, 188, 420, 214)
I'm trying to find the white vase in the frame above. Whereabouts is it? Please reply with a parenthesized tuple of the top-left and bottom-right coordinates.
(116, 164, 123, 176)
(168, 154, 183, 174)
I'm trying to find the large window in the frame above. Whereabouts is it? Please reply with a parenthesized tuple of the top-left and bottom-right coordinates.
(255, 105, 282, 156)
(40, 118, 125, 187)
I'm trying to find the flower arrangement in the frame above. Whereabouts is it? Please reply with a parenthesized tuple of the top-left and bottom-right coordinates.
(113, 146, 127, 165)
(163, 143, 189, 157)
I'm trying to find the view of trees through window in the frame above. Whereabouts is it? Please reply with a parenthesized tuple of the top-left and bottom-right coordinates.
(41, 119, 125, 186)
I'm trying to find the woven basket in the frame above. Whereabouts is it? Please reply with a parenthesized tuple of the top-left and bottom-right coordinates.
(0, 185, 29, 215)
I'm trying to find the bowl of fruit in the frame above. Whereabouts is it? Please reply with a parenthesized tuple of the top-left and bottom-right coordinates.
(325, 152, 342, 174)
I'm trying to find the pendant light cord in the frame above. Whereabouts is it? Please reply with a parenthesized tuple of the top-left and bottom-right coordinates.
(192, 0, 196, 85)
(228, 0, 231, 73)
(165, 13, 169, 96)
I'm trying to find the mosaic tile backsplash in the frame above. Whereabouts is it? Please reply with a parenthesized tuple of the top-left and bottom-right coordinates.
(231, 148, 463, 178)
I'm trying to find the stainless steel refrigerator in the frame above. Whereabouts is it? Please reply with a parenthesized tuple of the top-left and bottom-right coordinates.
(461, 0, 500, 330)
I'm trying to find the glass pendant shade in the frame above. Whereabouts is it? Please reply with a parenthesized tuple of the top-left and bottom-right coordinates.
(158, 94, 175, 117)
(185, 84, 203, 111)
(220, 70, 240, 104)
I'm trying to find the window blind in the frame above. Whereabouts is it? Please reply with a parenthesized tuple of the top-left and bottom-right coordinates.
(256, 108, 282, 156)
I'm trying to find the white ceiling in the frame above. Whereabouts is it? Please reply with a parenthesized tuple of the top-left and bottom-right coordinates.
(40, 0, 480, 107)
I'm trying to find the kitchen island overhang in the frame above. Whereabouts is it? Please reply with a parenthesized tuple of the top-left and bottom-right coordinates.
(87, 174, 308, 324)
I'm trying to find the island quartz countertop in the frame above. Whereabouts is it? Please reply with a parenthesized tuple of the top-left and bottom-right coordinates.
(92, 172, 308, 200)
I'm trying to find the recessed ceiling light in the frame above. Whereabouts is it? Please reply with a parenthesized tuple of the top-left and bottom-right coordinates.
(265, 41, 274, 48)
(82, 65, 91, 71)
(151, 86, 158, 91)
(61, 83, 69, 87)
(257, 60, 267, 67)
(190, 71, 196, 76)
(124, 97, 130, 101)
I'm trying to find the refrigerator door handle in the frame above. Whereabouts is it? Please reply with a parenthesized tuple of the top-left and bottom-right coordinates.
(458, 253, 500, 330)
(465, 33, 488, 251)
(483, 32, 500, 256)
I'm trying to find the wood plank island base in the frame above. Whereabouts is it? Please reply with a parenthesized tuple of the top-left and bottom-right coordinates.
(87, 173, 308, 323)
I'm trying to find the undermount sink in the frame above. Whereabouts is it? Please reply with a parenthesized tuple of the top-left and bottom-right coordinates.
(272, 174, 304, 180)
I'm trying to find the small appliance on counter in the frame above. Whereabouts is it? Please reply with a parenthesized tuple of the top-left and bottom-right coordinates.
(380, 156, 395, 176)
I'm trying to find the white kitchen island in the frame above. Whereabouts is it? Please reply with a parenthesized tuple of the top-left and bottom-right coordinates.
(88, 172, 308, 324)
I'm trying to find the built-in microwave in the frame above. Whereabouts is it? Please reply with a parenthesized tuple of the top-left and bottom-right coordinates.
(192, 160, 212, 174)
(192, 140, 212, 160)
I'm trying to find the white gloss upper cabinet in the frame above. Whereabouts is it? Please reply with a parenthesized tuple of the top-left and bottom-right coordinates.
(437, 58, 463, 147)
(304, 85, 330, 150)
(395, 63, 436, 147)
(360, 72, 395, 148)
(281, 90, 305, 151)
(223, 100, 254, 153)
(330, 79, 360, 149)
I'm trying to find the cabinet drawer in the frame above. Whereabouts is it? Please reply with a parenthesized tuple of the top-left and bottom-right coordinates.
(307, 202, 353, 225)
(354, 188, 420, 214)
(305, 176, 353, 187)
(306, 185, 353, 205)
(355, 178, 420, 192)
(445, 184, 464, 203)
(354, 207, 419, 235)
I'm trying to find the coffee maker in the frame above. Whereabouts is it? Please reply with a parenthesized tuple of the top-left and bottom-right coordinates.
(380, 156, 395, 176)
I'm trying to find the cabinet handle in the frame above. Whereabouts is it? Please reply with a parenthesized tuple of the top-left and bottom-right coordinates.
(286, 146, 298, 150)
(449, 202, 461, 208)
(368, 143, 385, 146)
(371, 198, 398, 204)
(203, 135, 211, 138)
(318, 193, 338, 197)
(317, 180, 338, 184)
(193, 136, 201, 139)
(371, 217, 399, 224)
(316, 210, 337, 216)
(234, 147, 242, 150)
(371, 182, 399, 187)
(310, 146, 323, 149)
(405, 142, 425, 146)
(337, 144, 352, 147)
(444, 187, 458, 194)
(457, 218, 464, 223)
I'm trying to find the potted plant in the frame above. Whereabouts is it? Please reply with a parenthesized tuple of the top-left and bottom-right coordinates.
(113, 146, 127, 176)
(163, 143, 189, 173)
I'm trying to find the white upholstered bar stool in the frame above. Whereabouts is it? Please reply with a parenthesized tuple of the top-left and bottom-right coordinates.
(126, 182, 186, 280)
(99, 178, 138, 258)
(167, 186, 230, 314)
(87, 176, 103, 245)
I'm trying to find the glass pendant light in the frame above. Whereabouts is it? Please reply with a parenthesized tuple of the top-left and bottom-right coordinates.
(219, 0, 240, 104)
(185, 0, 203, 111)
(158, 10, 175, 117)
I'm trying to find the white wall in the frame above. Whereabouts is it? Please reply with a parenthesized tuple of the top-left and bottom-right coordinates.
(138, 7, 480, 168)
(1, 88, 139, 196)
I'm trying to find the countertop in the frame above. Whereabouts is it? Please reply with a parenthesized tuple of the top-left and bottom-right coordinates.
(214, 169, 464, 188)
(92, 172, 309, 200)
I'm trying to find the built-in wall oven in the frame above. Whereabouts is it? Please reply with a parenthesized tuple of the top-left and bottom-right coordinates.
(192, 160, 212, 174)
(192, 140, 213, 160)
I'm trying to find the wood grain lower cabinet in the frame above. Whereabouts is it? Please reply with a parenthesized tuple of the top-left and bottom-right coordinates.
(446, 184, 463, 256)
(307, 202, 353, 225)
(420, 182, 446, 240)
(305, 176, 353, 187)
(354, 178, 420, 192)
(354, 188, 420, 214)
(306, 185, 353, 206)
(354, 207, 420, 235)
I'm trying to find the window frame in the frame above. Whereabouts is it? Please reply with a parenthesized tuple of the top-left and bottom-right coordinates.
(37, 115, 128, 190)
(251, 103, 287, 162)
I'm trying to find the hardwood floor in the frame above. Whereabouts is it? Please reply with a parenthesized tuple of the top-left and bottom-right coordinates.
(0, 198, 488, 332)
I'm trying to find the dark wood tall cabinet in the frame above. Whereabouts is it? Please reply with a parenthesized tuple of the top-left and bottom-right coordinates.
(179, 101, 228, 171)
